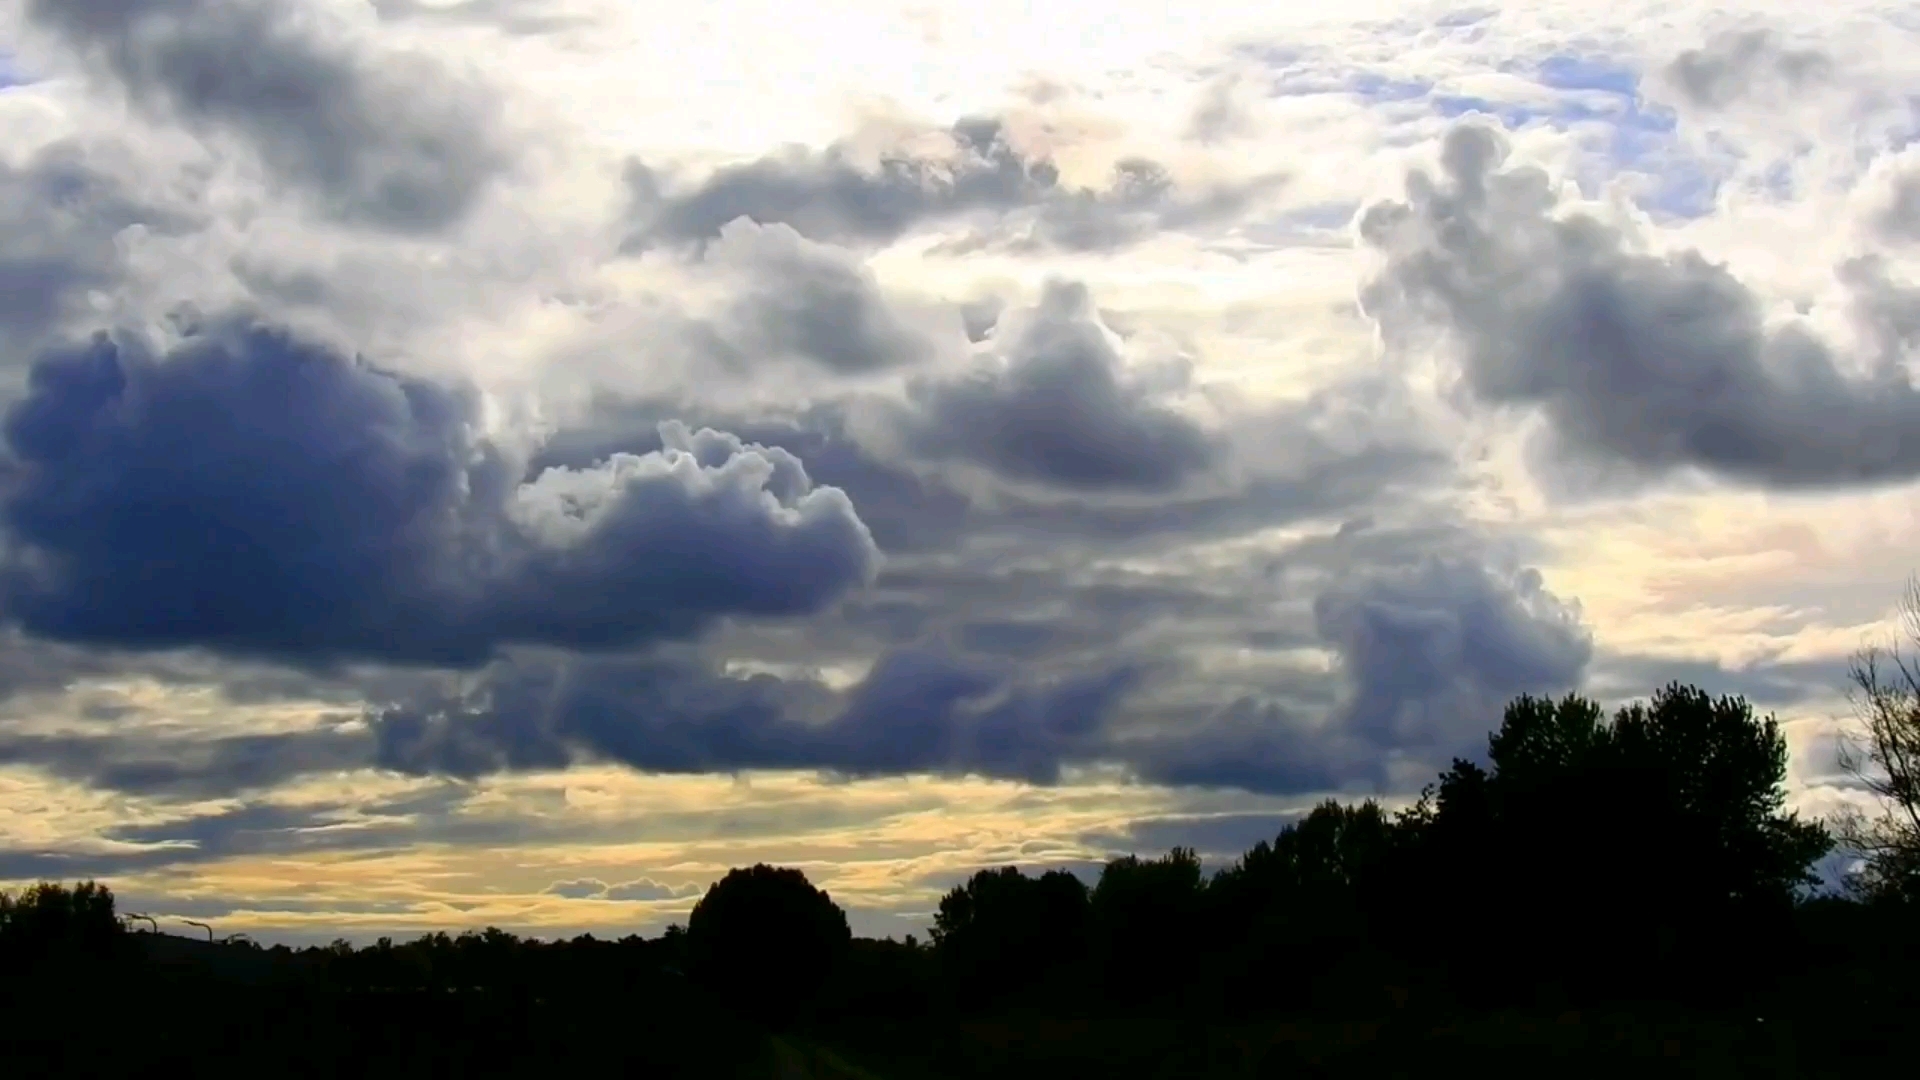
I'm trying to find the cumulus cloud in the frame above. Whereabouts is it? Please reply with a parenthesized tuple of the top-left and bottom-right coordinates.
(1312, 559, 1592, 751)
(1359, 121, 1920, 489)
(604, 878, 693, 902)
(26, 0, 513, 232)
(0, 316, 878, 665)
(0, 141, 192, 351)
(542, 877, 693, 901)
(1662, 28, 1833, 111)
(901, 280, 1217, 492)
(1133, 556, 1593, 794)
(697, 219, 937, 373)
(1866, 153, 1920, 246)
(354, 538, 1582, 801)
(624, 115, 1054, 250)
(543, 877, 607, 899)
(533, 380, 1437, 561)
(624, 115, 1278, 253)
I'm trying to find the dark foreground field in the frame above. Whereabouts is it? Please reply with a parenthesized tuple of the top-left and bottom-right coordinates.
(0, 902, 1908, 1080)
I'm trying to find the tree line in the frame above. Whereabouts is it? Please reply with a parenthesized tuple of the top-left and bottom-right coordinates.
(4, 676, 1916, 1075)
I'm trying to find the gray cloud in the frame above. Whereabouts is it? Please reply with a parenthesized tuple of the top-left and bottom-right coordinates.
(0, 315, 878, 666)
(0, 727, 369, 799)
(1187, 74, 1257, 145)
(625, 116, 1277, 253)
(625, 116, 1055, 250)
(28, 0, 512, 232)
(697, 220, 937, 373)
(1872, 170, 1920, 246)
(532, 396, 1440, 576)
(0, 799, 371, 880)
(989, 158, 1287, 255)
(356, 531, 1582, 800)
(1663, 28, 1833, 111)
(959, 296, 1005, 343)
(902, 280, 1217, 492)
(1130, 555, 1592, 794)
(0, 142, 193, 353)
(369, 646, 1144, 786)
(1359, 121, 1920, 489)
(1584, 652, 1848, 710)
(0, 521, 1576, 809)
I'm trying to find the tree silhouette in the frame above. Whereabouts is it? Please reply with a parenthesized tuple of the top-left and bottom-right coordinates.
(932, 866, 1090, 1007)
(1406, 686, 1830, 1003)
(0, 879, 124, 972)
(1090, 847, 1204, 1004)
(685, 864, 851, 1026)
(1838, 579, 1920, 904)
(1206, 801, 1399, 1009)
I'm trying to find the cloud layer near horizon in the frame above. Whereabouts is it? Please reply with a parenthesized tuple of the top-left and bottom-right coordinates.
(0, 0, 1908, 941)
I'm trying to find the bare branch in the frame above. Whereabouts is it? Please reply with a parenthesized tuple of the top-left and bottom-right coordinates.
(1834, 575, 1920, 902)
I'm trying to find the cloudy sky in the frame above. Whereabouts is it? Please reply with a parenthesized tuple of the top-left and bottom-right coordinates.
(0, 0, 1912, 942)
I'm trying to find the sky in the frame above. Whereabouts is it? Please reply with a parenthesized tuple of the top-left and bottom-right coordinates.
(0, 0, 1914, 943)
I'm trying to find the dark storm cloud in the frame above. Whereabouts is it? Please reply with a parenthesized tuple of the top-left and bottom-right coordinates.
(903, 280, 1217, 492)
(0, 316, 877, 665)
(625, 116, 1277, 253)
(27, 0, 511, 232)
(1313, 559, 1591, 747)
(1133, 556, 1592, 794)
(1359, 121, 1920, 489)
(355, 537, 1582, 800)
(0, 727, 370, 799)
(1662, 29, 1833, 110)
(0, 142, 194, 346)
(369, 648, 1144, 786)
(699, 220, 936, 373)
